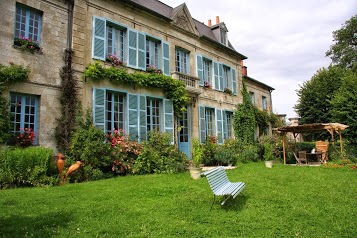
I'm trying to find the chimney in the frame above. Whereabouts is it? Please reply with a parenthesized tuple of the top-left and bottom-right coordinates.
(208, 19, 212, 26)
(242, 66, 247, 76)
(216, 16, 220, 24)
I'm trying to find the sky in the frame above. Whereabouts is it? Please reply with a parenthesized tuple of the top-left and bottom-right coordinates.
(159, 0, 357, 121)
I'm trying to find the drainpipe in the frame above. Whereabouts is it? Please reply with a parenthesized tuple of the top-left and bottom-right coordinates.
(67, 0, 74, 49)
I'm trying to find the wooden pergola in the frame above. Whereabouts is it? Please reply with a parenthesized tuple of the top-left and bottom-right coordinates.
(274, 123, 349, 164)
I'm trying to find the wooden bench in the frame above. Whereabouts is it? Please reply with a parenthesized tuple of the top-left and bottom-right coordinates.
(201, 166, 245, 209)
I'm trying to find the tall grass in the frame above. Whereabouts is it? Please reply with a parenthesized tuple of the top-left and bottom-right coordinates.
(0, 163, 356, 237)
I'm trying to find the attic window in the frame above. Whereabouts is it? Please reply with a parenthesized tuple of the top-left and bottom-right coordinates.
(220, 29, 227, 45)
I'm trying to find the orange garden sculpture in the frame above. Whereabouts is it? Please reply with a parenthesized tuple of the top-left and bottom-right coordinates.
(56, 153, 83, 183)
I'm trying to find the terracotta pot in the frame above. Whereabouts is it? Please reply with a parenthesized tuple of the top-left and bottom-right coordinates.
(65, 161, 83, 178)
(56, 153, 65, 175)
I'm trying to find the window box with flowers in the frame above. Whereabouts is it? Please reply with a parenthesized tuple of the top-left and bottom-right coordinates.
(13, 128, 36, 147)
(224, 87, 233, 95)
(106, 54, 124, 67)
(13, 36, 41, 54)
(203, 81, 212, 89)
(146, 65, 163, 74)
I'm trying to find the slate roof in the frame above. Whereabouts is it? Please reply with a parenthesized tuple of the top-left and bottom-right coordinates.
(121, 0, 247, 59)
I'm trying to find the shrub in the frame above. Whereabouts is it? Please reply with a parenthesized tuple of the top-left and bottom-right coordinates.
(237, 143, 260, 163)
(202, 135, 218, 165)
(108, 129, 143, 175)
(0, 146, 57, 188)
(66, 124, 113, 182)
(134, 131, 188, 174)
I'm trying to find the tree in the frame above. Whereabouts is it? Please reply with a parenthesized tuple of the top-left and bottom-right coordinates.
(326, 15, 357, 71)
(331, 70, 357, 145)
(294, 66, 345, 140)
(233, 82, 256, 144)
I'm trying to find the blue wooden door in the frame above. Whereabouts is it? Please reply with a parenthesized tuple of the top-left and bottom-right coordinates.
(178, 106, 191, 159)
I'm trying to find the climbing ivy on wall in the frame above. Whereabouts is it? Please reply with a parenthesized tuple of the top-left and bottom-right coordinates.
(0, 63, 30, 143)
(55, 49, 79, 152)
(233, 82, 256, 145)
(83, 61, 188, 115)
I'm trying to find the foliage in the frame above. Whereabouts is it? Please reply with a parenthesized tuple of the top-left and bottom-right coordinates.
(326, 14, 357, 71)
(66, 113, 113, 182)
(254, 107, 270, 135)
(214, 141, 237, 165)
(55, 49, 79, 152)
(233, 81, 256, 145)
(202, 135, 218, 165)
(0, 146, 57, 188)
(134, 131, 189, 174)
(0, 63, 30, 143)
(83, 61, 188, 115)
(270, 112, 284, 128)
(223, 87, 232, 95)
(13, 36, 41, 53)
(107, 129, 143, 175)
(294, 66, 345, 140)
(331, 70, 357, 145)
(191, 138, 203, 167)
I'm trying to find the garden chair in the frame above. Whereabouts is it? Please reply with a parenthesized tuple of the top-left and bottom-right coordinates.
(294, 151, 308, 165)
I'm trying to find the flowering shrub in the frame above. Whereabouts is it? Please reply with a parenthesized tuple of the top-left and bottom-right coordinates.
(16, 128, 36, 146)
(323, 159, 357, 171)
(107, 129, 143, 175)
(203, 81, 212, 89)
(106, 54, 123, 67)
(14, 36, 40, 53)
(146, 65, 163, 74)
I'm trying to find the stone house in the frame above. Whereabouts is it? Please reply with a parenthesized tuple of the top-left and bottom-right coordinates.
(1, 0, 275, 158)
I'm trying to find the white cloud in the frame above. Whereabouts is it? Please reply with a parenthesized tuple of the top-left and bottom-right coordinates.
(160, 0, 357, 120)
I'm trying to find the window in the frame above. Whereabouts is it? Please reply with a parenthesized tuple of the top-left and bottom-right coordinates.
(225, 111, 233, 139)
(147, 98, 160, 132)
(9, 93, 39, 143)
(107, 25, 125, 61)
(179, 110, 189, 143)
(175, 48, 188, 74)
(220, 30, 227, 45)
(203, 58, 212, 84)
(262, 96, 267, 110)
(106, 91, 125, 133)
(205, 108, 215, 137)
(146, 38, 160, 69)
(223, 65, 231, 89)
(249, 92, 255, 105)
(14, 4, 42, 43)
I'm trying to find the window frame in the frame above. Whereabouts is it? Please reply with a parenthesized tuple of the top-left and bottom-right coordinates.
(14, 3, 42, 44)
(175, 48, 189, 74)
(9, 93, 39, 144)
(105, 90, 126, 134)
(249, 91, 255, 105)
(106, 24, 125, 62)
(146, 36, 161, 69)
(202, 57, 212, 85)
(262, 96, 267, 110)
(146, 97, 161, 132)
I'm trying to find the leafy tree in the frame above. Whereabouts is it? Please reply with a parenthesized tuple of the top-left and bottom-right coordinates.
(326, 14, 357, 71)
(331, 70, 357, 145)
(233, 82, 256, 144)
(294, 66, 345, 140)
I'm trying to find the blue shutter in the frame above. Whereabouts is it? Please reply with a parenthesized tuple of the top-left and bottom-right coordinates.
(92, 17, 106, 60)
(216, 109, 223, 144)
(164, 99, 174, 144)
(162, 41, 170, 76)
(219, 63, 224, 91)
(93, 88, 105, 130)
(139, 95, 147, 142)
(128, 29, 137, 68)
(197, 55, 203, 86)
(223, 110, 227, 140)
(138, 32, 146, 70)
(214, 62, 219, 90)
(199, 106, 206, 143)
(232, 68, 237, 95)
(128, 94, 139, 141)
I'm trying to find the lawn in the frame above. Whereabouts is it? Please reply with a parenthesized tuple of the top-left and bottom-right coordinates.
(0, 163, 356, 237)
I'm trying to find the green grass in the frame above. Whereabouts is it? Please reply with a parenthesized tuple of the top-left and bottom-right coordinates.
(0, 163, 356, 237)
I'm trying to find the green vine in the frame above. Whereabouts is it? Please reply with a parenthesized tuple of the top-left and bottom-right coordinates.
(233, 82, 256, 145)
(0, 63, 30, 143)
(83, 61, 188, 115)
(55, 49, 79, 152)
(254, 107, 270, 131)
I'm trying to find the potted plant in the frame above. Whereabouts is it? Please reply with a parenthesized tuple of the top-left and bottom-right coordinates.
(263, 140, 274, 168)
(190, 138, 203, 179)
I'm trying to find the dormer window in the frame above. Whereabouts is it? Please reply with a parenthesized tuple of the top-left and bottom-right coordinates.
(220, 29, 227, 45)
